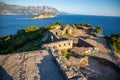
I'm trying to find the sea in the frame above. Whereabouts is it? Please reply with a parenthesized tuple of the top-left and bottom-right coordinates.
(0, 14, 120, 37)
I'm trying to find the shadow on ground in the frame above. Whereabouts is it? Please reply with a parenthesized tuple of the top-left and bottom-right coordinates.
(86, 56, 120, 80)
(0, 66, 13, 80)
(37, 51, 64, 80)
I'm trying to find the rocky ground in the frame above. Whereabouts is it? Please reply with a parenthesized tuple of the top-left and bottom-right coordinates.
(0, 50, 120, 80)
(71, 29, 117, 63)
(0, 50, 63, 80)
(81, 57, 120, 80)
(0, 29, 120, 80)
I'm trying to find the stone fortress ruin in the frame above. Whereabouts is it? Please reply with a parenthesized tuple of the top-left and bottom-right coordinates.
(40, 24, 101, 80)
(1, 22, 120, 80)
(40, 23, 120, 80)
(41, 23, 99, 55)
(41, 24, 76, 50)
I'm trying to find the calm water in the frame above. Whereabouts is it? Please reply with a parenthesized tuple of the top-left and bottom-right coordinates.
(0, 14, 120, 36)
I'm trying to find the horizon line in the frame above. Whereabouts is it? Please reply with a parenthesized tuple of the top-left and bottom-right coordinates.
(0, 1, 120, 17)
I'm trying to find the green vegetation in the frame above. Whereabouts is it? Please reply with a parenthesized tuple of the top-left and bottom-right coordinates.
(25, 26, 39, 32)
(44, 21, 62, 30)
(61, 50, 82, 59)
(53, 21, 62, 25)
(0, 22, 105, 55)
(107, 34, 120, 54)
(96, 26, 103, 34)
(79, 23, 104, 35)
(80, 23, 94, 30)
(61, 50, 69, 58)
(0, 26, 48, 54)
(4, 36, 11, 41)
(0, 22, 62, 54)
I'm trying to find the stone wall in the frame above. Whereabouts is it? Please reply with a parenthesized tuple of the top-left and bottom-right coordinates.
(42, 39, 73, 50)
(50, 49, 88, 80)
(50, 29, 63, 37)
(70, 47, 99, 56)
(51, 25, 76, 37)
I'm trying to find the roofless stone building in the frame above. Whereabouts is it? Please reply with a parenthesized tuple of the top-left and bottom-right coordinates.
(41, 24, 76, 50)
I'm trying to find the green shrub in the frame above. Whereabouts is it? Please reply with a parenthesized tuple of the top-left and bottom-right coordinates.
(107, 34, 120, 54)
(0, 26, 47, 54)
(96, 26, 103, 34)
(61, 50, 69, 58)
(4, 36, 10, 41)
(80, 23, 94, 29)
(25, 26, 39, 32)
(44, 22, 62, 30)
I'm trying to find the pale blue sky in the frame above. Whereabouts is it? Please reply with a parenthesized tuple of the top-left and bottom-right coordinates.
(0, 0, 120, 16)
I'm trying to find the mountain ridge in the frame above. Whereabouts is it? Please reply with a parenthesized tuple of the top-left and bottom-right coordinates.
(0, 2, 64, 15)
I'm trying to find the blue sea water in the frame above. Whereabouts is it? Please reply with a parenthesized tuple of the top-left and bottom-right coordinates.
(0, 14, 120, 36)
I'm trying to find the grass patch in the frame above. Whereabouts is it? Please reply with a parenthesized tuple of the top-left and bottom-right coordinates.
(107, 34, 120, 54)
(61, 49, 83, 59)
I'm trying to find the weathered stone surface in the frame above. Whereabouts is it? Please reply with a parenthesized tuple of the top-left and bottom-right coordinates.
(51, 49, 86, 80)
(77, 77, 87, 80)
(0, 51, 43, 80)
(70, 47, 99, 56)
(43, 39, 73, 50)
(79, 57, 89, 68)
(51, 24, 76, 37)
(69, 56, 80, 67)
(0, 50, 63, 80)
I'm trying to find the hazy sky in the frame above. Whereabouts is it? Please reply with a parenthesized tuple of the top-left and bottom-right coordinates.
(0, 0, 120, 16)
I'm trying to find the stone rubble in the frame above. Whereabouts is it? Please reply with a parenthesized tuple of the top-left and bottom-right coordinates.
(51, 49, 88, 80)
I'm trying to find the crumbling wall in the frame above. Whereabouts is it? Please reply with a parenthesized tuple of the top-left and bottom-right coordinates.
(51, 25, 76, 37)
(50, 49, 88, 80)
(51, 29, 63, 37)
(70, 47, 99, 56)
(42, 39, 73, 50)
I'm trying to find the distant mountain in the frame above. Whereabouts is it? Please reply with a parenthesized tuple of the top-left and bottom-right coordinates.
(0, 2, 64, 15)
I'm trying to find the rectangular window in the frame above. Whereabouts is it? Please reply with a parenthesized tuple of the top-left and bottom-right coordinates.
(59, 44, 61, 47)
(69, 42, 71, 45)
